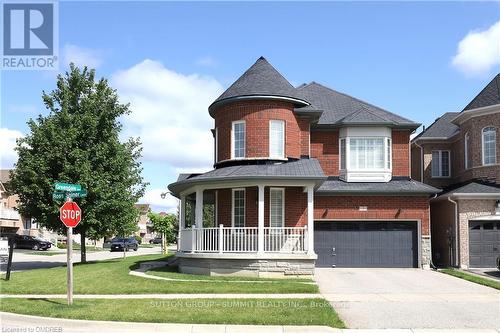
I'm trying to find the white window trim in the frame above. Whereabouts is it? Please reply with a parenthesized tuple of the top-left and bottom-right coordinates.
(431, 150, 451, 178)
(339, 137, 346, 170)
(386, 137, 392, 170)
(482, 126, 497, 166)
(231, 120, 246, 159)
(231, 188, 245, 228)
(269, 187, 285, 228)
(464, 132, 469, 169)
(215, 127, 218, 163)
(269, 119, 285, 159)
(341, 136, 392, 172)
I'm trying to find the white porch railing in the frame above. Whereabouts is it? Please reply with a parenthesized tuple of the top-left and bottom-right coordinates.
(178, 225, 307, 254)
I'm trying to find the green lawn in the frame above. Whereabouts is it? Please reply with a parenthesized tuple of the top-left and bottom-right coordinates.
(0, 254, 318, 294)
(18, 251, 65, 256)
(440, 268, 500, 290)
(147, 265, 313, 282)
(0, 298, 344, 327)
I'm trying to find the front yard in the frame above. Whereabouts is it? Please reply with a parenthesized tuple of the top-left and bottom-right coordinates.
(0, 254, 318, 294)
(440, 268, 500, 290)
(0, 298, 344, 327)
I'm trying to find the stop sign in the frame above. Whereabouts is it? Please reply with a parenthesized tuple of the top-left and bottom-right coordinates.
(59, 201, 82, 227)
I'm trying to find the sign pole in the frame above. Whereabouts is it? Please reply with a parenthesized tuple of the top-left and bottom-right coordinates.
(67, 225, 73, 305)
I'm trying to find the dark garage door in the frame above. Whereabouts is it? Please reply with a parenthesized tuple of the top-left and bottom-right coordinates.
(314, 221, 418, 268)
(469, 221, 500, 268)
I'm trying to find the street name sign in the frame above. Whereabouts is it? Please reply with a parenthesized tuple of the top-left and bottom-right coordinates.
(54, 182, 82, 192)
(53, 190, 88, 200)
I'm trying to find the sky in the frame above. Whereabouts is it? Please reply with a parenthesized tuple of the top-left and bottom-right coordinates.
(1, 1, 500, 212)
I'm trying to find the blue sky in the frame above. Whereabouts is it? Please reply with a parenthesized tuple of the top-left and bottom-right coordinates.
(1, 1, 500, 212)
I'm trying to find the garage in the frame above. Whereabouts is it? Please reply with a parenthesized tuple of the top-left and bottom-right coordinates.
(314, 221, 418, 268)
(469, 220, 500, 268)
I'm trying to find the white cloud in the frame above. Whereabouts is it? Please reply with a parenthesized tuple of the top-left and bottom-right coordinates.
(112, 59, 224, 170)
(139, 188, 179, 213)
(63, 44, 104, 69)
(452, 21, 500, 76)
(196, 56, 217, 67)
(0, 128, 24, 169)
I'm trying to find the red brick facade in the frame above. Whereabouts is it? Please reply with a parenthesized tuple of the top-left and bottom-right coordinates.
(310, 130, 340, 176)
(392, 130, 411, 177)
(314, 196, 430, 235)
(213, 100, 304, 162)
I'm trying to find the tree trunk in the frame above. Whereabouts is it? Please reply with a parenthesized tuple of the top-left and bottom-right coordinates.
(80, 231, 87, 263)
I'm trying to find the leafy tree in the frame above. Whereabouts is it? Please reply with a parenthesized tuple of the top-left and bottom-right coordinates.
(148, 212, 177, 254)
(10, 64, 147, 262)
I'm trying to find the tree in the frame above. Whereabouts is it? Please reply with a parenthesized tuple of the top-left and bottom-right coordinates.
(10, 64, 147, 262)
(148, 212, 176, 254)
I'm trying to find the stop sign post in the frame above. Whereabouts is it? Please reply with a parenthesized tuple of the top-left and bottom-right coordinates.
(59, 199, 82, 305)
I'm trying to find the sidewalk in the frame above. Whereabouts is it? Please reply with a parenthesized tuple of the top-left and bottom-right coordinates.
(0, 293, 320, 299)
(1, 312, 499, 333)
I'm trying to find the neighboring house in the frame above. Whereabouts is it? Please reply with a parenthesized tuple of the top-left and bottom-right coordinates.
(0, 170, 24, 235)
(412, 74, 500, 269)
(168, 57, 439, 277)
(135, 203, 154, 242)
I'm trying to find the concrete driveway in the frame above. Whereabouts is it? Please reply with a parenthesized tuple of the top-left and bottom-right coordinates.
(315, 268, 500, 329)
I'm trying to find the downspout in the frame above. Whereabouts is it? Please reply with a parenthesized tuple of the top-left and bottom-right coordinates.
(414, 141, 424, 182)
(447, 197, 459, 267)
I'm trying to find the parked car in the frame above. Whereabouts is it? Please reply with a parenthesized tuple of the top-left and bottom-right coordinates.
(10, 234, 52, 251)
(110, 237, 138, 252)
(149, 237, 162, 244)
(497, 255, 500, 270)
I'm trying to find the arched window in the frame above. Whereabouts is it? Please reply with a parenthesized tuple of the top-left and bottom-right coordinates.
(482, 127, 496, 166)
(464, 132, 470, 169)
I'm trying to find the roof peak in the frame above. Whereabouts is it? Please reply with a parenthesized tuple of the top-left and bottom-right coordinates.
(462, 72, 500, 111)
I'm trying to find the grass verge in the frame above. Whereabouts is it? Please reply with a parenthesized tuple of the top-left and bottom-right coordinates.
(0, 254, 318, 294)
(0, 298, 344, 327)
(440, 268, 500, 290)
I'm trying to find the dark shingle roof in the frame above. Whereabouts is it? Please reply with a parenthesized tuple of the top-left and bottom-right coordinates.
(169, 159, 326, 195)
(296, 82, 419, 129)
(209, 57, 308, 115)
(413, 112, 460, 140)
(316, 177, 440, 195)
(463, 74, 500, 111)
(440, 182, 500, 196)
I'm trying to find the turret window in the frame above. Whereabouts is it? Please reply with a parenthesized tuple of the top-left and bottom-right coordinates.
(482, 127, 496, 166)
(269, 120, 285, 159)
(232, 121, 246, 159)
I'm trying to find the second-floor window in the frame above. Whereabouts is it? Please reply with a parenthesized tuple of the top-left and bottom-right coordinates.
(482, 127, 496, 166)
(269, 120, 285, 158)
(431, 150, 450, 178)
(464, 132, 470, 169)
(349, 138, 386, 170)
(232, 121, 245, 159)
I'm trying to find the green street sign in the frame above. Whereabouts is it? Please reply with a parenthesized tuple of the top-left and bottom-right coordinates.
(54, 182, 82, 192)
(53, 190, 87, 201)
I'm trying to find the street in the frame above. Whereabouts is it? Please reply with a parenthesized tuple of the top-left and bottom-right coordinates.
(2, 246, 162, 271)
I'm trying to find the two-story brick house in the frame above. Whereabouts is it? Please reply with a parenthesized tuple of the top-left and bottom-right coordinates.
(412, 74, 500, 269)
(169, 57, 438, 277)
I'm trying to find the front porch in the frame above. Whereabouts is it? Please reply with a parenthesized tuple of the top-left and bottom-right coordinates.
(174, 181, 318, 277)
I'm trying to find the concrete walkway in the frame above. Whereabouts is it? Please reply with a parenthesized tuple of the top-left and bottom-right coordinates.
(0, 293, 320, 299)
(1, 312, 499, 333)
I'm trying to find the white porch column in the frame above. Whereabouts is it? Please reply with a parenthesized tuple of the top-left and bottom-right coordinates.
(180, 195, 186, 228)
(307, 185, 315, 255)
(195, 188, 204, 229)
(257, 184, 265, 253)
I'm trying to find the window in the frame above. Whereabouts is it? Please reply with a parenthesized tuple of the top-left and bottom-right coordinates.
(270, 188, 284, 228)
(232, 121, 245, 159)
(431, 150, 450, 178)
(232, 189, 245, 228)
(386, 138, 392, 169)
(482, 127, 496, 166)
(464, 132, 470, 169)
(340, 138, 346, 169)
(269, 120, 285, 158)
(349, 138, 385, 169)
